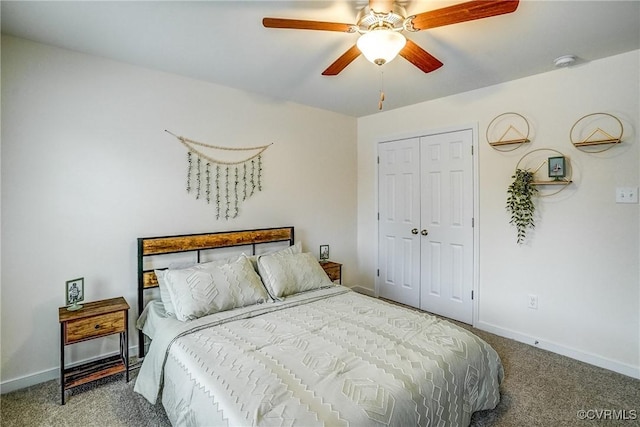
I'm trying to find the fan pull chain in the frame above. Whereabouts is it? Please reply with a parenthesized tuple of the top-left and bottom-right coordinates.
(378, 71, 385, 111)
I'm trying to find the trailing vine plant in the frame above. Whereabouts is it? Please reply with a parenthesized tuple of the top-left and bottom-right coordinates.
(506, 168, 538, 244)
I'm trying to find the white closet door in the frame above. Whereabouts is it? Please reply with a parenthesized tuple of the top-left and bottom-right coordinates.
(377, 138, 421, 308)
(419, 129, 474, 323)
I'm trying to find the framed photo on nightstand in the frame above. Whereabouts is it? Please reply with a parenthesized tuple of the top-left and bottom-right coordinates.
(65, 277, 84, 309)
(319, 245, 329, 262)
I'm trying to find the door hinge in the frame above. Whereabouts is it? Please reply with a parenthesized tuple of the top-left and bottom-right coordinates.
(471, 290, 474, 300)
(377, 212, 380, 220)
(472, 217, 474, 227)
(377, 269, 380, 277)
(377, 156, 380, 164)
(471, 145, 474, 155)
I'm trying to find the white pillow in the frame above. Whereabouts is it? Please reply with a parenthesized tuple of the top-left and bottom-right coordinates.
(247, 241, 302, 271)
(163, 255, 269, 321)
(155, 255, 246, 316)
(155, 269, 177, 316)
(257, 252, 334, 299)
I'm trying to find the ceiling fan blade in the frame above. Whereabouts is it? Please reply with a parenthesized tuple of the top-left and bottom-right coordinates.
(263, 17, 354, 32)
(399, 39, 444, 73)
(409, 0, 519, 31)
(322, 45, 362, 76)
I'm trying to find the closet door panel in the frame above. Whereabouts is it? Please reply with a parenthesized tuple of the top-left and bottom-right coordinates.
(378, 138, 421, 308)
(420, 130, 473, 324)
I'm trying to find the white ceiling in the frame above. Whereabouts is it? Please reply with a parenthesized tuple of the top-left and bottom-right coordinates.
(2, 1, 639, 117)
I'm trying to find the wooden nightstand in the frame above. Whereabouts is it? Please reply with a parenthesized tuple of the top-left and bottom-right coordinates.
(320, 261, 342, 284)
(58, 296, 129, 405)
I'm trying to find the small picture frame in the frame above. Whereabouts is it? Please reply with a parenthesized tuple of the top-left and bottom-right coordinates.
(319, 245, 330, 262)
(548, 156, 566, 180)
(66, 277, 85, 310)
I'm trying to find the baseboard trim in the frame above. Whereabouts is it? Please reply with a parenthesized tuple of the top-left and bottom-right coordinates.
(0, 345, 140, 394)
(0, 368, 58, 394)
(476, 320, 640, 380)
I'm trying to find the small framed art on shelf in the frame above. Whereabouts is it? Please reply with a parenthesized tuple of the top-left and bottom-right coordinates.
(548, 156, 566, 180)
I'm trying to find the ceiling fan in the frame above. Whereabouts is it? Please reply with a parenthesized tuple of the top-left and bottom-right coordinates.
(263, 0, 519, 76)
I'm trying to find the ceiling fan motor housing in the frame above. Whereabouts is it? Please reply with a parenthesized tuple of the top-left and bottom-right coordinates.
(356, 4, 407, 33)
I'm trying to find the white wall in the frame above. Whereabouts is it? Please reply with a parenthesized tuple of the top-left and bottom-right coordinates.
(0, 36, 357, 390)
(357, 50, 640, 378)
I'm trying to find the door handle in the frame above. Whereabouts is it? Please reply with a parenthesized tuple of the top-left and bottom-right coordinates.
(411, 228, 418, 235)
(421, 229, 429, 236)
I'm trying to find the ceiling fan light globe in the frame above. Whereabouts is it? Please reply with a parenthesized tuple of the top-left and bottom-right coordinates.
(357, 29, 406, 66)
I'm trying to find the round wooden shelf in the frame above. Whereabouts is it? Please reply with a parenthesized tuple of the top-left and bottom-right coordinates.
(516, 148, 573, 197)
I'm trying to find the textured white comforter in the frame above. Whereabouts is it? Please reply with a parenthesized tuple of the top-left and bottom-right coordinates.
(135, 287, 503, 426)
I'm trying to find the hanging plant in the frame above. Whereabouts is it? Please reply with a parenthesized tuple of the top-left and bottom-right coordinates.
(506, 168, 538, 244)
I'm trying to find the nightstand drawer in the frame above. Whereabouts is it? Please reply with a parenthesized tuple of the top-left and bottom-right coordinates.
(65, 311, 125, 344)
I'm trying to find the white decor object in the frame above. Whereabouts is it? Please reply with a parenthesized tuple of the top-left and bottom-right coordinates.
(357, 29, 406, 65)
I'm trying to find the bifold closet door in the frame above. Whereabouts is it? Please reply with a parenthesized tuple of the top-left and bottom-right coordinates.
(378, 129, 474, 323)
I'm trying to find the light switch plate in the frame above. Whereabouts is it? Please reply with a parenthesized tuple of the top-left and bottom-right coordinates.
(616, 187, 639, 204)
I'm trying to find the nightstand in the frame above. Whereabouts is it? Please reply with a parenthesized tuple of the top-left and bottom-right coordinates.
(320, 261, 342, 284)
(58, 296, 129, 405)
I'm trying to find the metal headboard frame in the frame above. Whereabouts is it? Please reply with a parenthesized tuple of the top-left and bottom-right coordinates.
(136, 226, 294, 358)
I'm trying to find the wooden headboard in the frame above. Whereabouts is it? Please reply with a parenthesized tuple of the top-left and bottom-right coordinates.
(137, 226, 294, 357)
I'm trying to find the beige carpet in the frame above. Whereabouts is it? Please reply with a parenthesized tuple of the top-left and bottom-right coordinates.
(1, 326, 638, 426)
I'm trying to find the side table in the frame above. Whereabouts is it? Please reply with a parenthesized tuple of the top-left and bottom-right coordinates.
(58, 296, 129, 404)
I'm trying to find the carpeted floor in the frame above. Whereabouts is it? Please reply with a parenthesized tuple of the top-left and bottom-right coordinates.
(466, 327, 639, 427)
(1, 325, 638, 426)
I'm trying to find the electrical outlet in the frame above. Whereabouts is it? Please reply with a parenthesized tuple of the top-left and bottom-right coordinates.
(616, 187, 639, 204)
(528, 294, 538, 309)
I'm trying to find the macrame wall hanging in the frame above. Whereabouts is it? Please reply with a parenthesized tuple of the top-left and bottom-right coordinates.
(165, 130, 272, 220)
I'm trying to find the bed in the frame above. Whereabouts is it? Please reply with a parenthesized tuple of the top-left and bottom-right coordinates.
(134, 227, 503, 426)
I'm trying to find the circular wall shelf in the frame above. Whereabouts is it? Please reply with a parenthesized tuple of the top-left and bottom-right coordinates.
(570, 112, 623, 153)
(516, 148, 573, 197)
(487, 112, 531, 152)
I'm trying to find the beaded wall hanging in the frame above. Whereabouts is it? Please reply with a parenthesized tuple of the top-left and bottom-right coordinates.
(166, 130, 272, 220)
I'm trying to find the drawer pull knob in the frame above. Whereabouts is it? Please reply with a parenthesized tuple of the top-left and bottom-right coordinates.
(94, 324, 100, 330)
